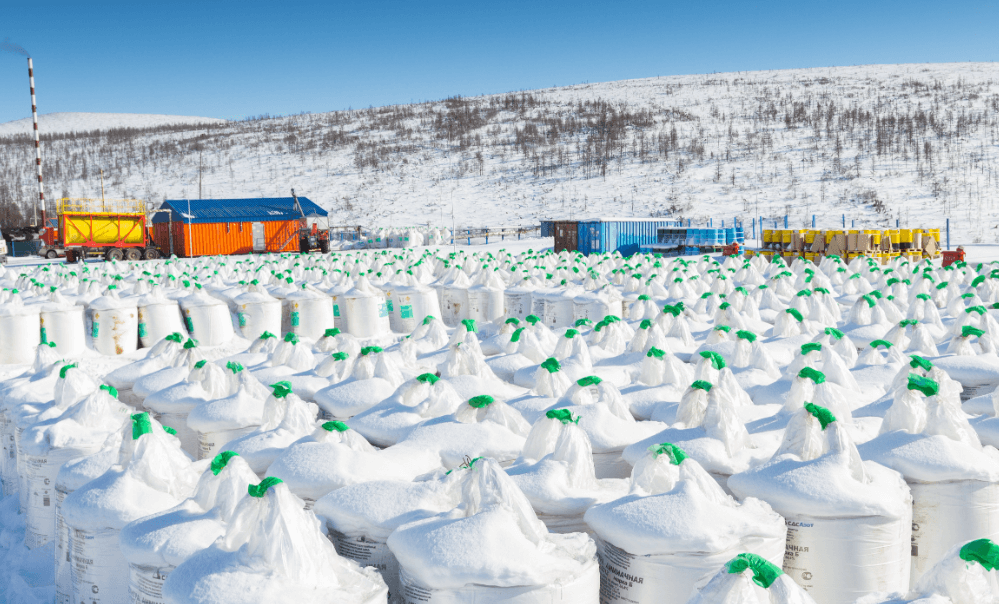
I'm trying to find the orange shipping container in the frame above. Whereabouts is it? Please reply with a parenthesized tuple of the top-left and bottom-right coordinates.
(154, 220, 301, 257)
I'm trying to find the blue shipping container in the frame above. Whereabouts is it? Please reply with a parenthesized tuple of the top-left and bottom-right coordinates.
(540, 220, 554, 237)
(11, 240, 41, 257)
(576, 219, 680, 256)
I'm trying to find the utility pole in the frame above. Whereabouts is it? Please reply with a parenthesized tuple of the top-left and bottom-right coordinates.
(198, 150, 203, 199)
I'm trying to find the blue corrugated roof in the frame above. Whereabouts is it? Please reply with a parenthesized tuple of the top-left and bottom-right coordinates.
(151, 197, 327, 224)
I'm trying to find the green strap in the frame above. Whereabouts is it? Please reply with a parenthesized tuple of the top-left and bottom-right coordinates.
(331, 351, 349, 361)
(468, 395, 494, 408)
(211, 451, 239, 476)
(59, 363, 78, 379)
(574, 318, 593, 327)
(540, 357, 561, 373)
(785, 308, 804, 322)
(322, 420, 350, 432)
(247, 476, 283, 498)
(194, 359, 207, 369)
(870, 339, 892, 349)
(825, 327, 844, 340)
(577, 375, 602, 387)
(545, 409, 580, 425)
(423, 315, 436, 325)
(505, 317, 520, 326)
(510, 327, 525, 342)
(963, 326, 986, 339)
(226, 361, 244, 374)
(165, 332, 183, 343)
(699, 351, 726, 370)
(99, 384, 118, 399)
(183, 338, 199, 349)
(909, 355, 933, 371)
(564, 328, 580, 338)
(360, 345, 383, 355)
(899, 319, 918, 328)
(798, 367, 826, 384)
(131, 412, 152, 440)
(461, 319, 476, 333)
(916, 293, 931, 301)
(736, 330, 757, 342)
(646, 347, 665, 359)
(960, 539, 999, 571)
(283, 332, 299, 344)
(163, 426, 177, 436)
(269, 381, 293, 399)
(323, 328, 341, 338)
(416, 372, 439, 385)
(801, 342, 822, 355)
(714, 325, 731, 333)
(259, 331, 276, 340)
(804, 402, 836, 429)
(525, 314, 540, 325)
(726, 553, 784, 589)
(907, 373, 940, 397)
(691, 380, 713, 392)
(649, 442, 687, 465)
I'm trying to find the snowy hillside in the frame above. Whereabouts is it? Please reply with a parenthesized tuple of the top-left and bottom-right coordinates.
(0, 112, 226, 137)
(0, 63, 997, 242)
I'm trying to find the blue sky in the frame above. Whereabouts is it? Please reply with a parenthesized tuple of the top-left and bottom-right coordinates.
(0, 0, 996, 124)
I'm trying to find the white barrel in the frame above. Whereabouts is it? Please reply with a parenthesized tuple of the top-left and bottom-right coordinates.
(573, 292, 614, 324)
(533, 289, 574, 329)
(329, 530, 401, 600)
(389, 286, 441, 333)
(594, 534, 783, 604)
(196, 426, 257, 461)
(69, 526, 129, 604)
(90, 293, 139, 356)
(504, 287, 533, 321)
(41, 305, 86, 357)
(781, 512, 911, 604)
(180, 289, 234, 346)
(441, 285, 469, 327)
(128, 562, 171, 604)
(137, 301, 185, 349)
(285, 289, 335, 341)
(466, 286, 505, 323)
(909, 480, 999, 586)
(234, 292, 282, 341)
(0, 301, 41, 363)
(398, 560, 599, 604)
(343, 278, 390, 338)
(23, 447, 92, 549)
(156, 412, 199, 457)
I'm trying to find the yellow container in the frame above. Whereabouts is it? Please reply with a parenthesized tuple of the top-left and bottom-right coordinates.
(870, 232, 882, 245)
(781, 230, 793, 244)
(804, 231, 816, 244)
(60, 213, 145, 245)
(929, 228, 941, 243)
(763, 230, 774, 244)
(889, 230, 900, 244)
(900, 229, 913, 243)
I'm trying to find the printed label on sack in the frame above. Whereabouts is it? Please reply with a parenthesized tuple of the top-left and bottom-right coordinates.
(55, 488, 71, 604)
(24, 453, 57, 549)
(333, 304, 340, 317)
(91, 322, 99, 339)
(128, 563, 170, 604)
(400, 305, 413, 319)
(138, 323, 147, 338)
(184, 316, 194, 333)
(291, 311, 300, 327)
(597, 539, 647, 603)
(71, 527, 129, 604)
(331, 531, 400, 602)
(378, 303, 389, 318)
(783, 519, 816, 592)
(40, 326, 47, 343)
(238, 313, 247, 327)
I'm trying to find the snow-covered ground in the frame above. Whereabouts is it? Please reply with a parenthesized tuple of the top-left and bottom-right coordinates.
(0, 112, 226, 137)
(0, 63, 996, 242)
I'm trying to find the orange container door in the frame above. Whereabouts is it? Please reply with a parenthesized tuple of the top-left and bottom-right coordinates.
(265, 220, 300, 253)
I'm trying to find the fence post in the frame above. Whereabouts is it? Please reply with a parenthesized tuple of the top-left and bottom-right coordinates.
(946, 218, 950, 250)
(842, 214, 845, 228)
(896, 219, 899, 227)
(852, 219, 855, 228)
(467, 230, 470, 245)
(811, 215, 815, 228)
(784, 215, 788, 228)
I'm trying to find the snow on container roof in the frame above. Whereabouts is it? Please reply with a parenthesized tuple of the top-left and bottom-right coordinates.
(152, 197, 327, 225)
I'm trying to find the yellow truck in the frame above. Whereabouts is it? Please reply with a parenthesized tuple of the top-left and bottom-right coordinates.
(46, 198, 162, 262)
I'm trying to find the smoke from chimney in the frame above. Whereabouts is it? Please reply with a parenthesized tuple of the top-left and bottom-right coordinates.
(1, 37, 30, 57)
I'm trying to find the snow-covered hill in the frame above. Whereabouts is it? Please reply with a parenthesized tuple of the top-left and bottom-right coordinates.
(0, 63, 997, 243)
(0, 112, 226, 137)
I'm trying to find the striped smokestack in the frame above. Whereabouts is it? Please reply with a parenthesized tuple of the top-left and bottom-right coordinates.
(28, 57, 44, 226)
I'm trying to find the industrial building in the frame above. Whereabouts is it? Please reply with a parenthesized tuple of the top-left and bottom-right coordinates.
(151, 197, 328, 257)
(548, 218, 682, 255)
